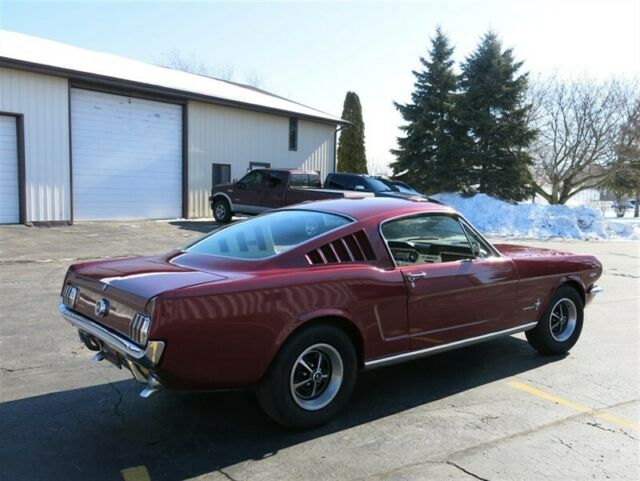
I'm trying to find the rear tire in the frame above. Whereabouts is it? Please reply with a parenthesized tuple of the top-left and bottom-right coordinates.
(526, 286, 584, 355)
(257, 324, 357, 429)
(212, 198, 232, 223)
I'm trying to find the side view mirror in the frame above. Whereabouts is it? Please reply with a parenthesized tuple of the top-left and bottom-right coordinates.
(471, 241, 481, 257)
(354, 185, 366, 191)
(235, 182, 245, 189)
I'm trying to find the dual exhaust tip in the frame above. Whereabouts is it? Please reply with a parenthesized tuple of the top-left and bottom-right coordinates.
(81, 330, 162, 399)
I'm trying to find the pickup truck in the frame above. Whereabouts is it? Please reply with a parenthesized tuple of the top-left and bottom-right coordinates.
(210, 169, 370, 223)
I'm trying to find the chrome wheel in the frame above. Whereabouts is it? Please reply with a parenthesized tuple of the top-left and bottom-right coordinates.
(549, 298, 577, 342)
(289, 343, 343, 411)
(215, 203, 227, 220)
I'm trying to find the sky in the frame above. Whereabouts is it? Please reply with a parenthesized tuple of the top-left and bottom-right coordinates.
(1, 0, 638, 174)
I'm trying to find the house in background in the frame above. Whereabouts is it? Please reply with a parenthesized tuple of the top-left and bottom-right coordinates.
(0, 30, 347, 224)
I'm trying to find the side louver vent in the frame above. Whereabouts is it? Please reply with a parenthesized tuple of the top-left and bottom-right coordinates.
(306, 230, 376, 265)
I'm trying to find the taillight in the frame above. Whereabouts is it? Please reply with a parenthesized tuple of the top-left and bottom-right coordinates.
(130, 313, 151, 345)
(63, 285, 79, 308)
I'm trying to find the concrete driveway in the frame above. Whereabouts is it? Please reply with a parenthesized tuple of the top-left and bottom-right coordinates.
(0, 221, 638, 481)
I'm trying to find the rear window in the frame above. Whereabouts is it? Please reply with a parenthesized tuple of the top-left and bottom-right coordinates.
(186, 210, 352, 259)
(290, 173, 321, 188)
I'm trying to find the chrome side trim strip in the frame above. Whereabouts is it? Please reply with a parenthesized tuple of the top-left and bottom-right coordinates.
(59, 304, 164, 366)
(364, 321, 538, 369)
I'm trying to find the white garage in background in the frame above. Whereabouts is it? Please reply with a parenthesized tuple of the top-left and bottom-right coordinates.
(1, 30, 345, 224)
(70, 88, 183, 220)
(0, 115, 19, 224)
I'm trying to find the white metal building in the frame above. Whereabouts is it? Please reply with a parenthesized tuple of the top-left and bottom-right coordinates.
(0, 30, 346, 224)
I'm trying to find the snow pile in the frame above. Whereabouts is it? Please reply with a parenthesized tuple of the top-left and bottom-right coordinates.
(432, 193, 640, 240)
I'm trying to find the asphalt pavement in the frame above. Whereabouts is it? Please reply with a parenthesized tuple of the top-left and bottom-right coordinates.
(0, 220, 638, 481)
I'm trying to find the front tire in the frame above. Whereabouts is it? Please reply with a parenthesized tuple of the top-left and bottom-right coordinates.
(257, 324, 357, 429)
(212, 198, 232, 223)
(526, 286, 584, 355)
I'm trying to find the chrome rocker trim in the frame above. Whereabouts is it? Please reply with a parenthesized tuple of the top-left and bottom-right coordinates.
(59, 304, 164, 367)
(364, 321, 538, 369)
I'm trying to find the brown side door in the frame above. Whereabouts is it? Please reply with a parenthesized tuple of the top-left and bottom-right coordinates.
(258, 171, 289, 209)
(232, 170, 264, 213)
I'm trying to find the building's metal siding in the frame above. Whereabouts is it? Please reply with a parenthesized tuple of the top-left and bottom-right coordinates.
(188, 100, 336, 218)
(0, 68, 70, 222)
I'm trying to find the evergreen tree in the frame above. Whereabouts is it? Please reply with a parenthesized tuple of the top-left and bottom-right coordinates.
(457, 32, 535, 201)
(337, 92, 367, 173)
(391, 27, 464, 193)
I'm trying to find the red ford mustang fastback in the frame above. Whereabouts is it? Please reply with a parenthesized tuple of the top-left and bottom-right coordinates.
(60, 198, 602, 428)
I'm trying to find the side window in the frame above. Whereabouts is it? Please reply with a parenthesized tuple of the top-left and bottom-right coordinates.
(307, 173, 322, 188)
(353, 178, 368, 191)
(289, 118, 298, 151)
(327, 175, 347, 190)
(237, 170, 263, 186)
(381, 215, 474, 265)
(290, 174, 307, 187)
(341, 176, 356, 191)
(267, 171, 288, 188)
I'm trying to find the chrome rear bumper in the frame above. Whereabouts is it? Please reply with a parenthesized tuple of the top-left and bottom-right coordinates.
(59, 304, 164, 368)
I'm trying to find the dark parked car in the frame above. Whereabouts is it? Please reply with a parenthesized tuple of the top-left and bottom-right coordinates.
(325, 173, 425, 199)
(378, 178, 422, 195)
(60, 197, 603, 428)
(209, 169, 369, 223)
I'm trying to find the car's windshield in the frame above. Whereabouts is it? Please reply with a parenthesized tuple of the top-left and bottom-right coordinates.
(185, 210, 353, 259)
(366, 177, 393, 192)
(393, 182, 419, 195)
(375, 178, 400, 192)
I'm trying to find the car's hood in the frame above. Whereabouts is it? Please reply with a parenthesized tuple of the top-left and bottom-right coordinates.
(211, 182, 234, 193)
(70, 251, 228, 300)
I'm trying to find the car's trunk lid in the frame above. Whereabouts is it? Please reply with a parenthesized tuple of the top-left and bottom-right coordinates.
(71, 252, 228, 300)
(65, 252, 228, 339)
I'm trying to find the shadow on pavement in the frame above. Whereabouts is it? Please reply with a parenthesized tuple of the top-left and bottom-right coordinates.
(0, 336, 561, 481)
(168, 220, 224, 234)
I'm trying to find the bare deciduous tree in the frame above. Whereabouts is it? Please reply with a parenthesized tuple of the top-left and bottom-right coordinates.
(159, 50, 235, 81)
(243, 70, 265, 88)
(612, 94, 640, 216)
(528, 77, 636, 204)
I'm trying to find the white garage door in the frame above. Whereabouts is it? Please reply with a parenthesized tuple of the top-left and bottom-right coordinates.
(0, 115, 19, 224)
(71, 88, 182, 220)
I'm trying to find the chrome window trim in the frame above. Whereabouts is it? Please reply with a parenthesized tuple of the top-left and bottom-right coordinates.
(457, 216, 501, 258)
(364, 321, 538, 369)
(378, 211, 501, 269)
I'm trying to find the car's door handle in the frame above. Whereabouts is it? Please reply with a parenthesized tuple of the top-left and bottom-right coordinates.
(406, 271, 428, 282)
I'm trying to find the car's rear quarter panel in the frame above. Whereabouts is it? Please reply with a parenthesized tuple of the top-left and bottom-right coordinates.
(153, 266, 409, 390)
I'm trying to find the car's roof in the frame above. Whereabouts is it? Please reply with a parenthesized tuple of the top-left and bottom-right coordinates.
(260, 168, 318, 174)
(285, 197, 455, 222)
(328, 172, 375, 178)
